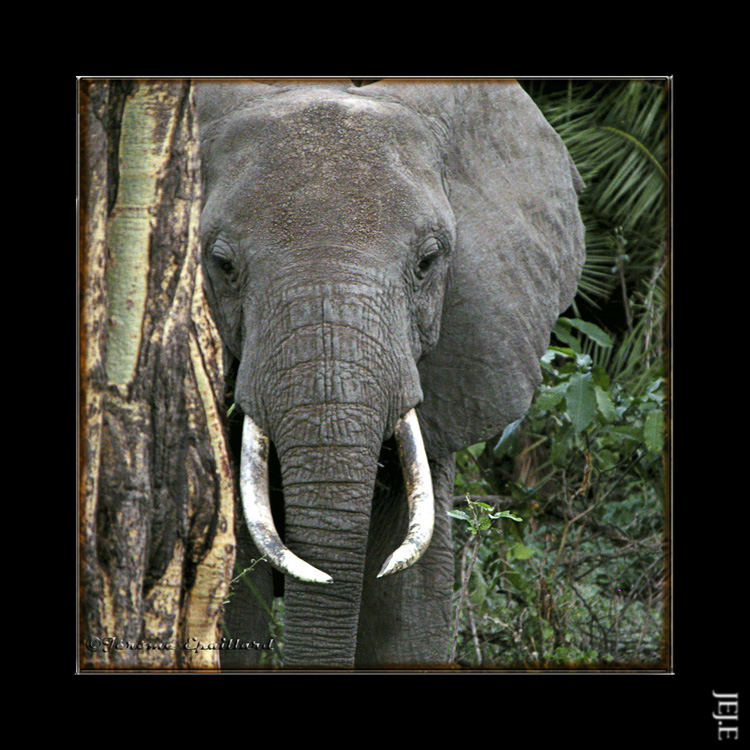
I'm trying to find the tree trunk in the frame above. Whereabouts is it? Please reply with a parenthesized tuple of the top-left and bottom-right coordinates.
(79, 79, 235, 670)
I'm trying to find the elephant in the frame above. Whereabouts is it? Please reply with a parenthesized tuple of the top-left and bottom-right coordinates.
(194, 78, 585, 668)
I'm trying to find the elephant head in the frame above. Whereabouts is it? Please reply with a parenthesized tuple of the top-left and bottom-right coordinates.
(194, 79, 585, 667)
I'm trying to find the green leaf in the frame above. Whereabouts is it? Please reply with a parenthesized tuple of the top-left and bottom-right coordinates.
(494, 510, 523, 522)
(447, 510, 472, 522)
(550, 438, 568, 466)
(471, 501, 493, 510)
(558, 317, 614, 348)
(592, 365, 610, 389)
(470, 568, 488, 605)
(494, 418, 522, 454)
(609, 425, 643, 441)
(547, 346, 577, 359)
(647, 377, 664, 394)
(509, 542, 535, 560)
(552, 320, 581, 352)
(643, 409, 665, 454)
(535, 384, 568, 411)
(595, 384, 619, 422)
(558, 359, 580, 377)
(566, 372, 597, 432)
(466, 442, 486, 458)
(645, 377, 664, 405)
(575, 352, 593, 370)
(596, 449, 618, 471)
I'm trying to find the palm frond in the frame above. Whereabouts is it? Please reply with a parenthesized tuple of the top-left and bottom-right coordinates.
(524, 79, 669, 307)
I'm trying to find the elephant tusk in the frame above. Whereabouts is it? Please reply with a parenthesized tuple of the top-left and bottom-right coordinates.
(377, 409, 435, 578)
(240, 414, 334, 584)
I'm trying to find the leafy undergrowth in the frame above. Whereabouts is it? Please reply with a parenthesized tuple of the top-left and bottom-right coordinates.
(451, 322, 666, 668)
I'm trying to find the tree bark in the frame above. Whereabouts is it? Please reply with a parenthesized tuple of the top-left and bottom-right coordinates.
(79, 79, 235, 670)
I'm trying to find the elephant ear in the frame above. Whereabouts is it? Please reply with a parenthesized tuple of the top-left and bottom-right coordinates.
(355, 80, 586, 457)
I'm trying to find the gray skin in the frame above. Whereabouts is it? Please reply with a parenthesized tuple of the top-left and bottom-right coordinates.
(195, 79, 585, 668)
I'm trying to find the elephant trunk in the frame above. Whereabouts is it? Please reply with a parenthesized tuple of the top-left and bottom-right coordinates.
(236, 276, 433, 665)
(279, 419, 379, 666)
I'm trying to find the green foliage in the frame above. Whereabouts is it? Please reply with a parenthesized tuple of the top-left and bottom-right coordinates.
(448, 498, 522, 534)
(450, 79, 668, 669)
(448, 496, 523, 662)
(523, 79, 669, 308)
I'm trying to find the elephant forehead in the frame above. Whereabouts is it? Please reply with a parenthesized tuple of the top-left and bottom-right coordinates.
(212, 92, 443, 225)
(219, 88, 434, 167)
(228, 164, 428, 244)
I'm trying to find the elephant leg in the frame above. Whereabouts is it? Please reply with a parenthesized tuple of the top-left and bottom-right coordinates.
(220, 521, 275, 669)
(356, 454, 456, 667)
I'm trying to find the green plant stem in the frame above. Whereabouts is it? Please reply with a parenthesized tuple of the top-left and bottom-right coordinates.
(462, 544, 484, 665)
(450, 532, 481, 664)
(554, 504, 596, 570)
(616, 249, 634, 334)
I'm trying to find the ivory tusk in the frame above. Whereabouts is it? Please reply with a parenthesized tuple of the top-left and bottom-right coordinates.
(240, 414, 333, 584)
(377, 408, 435, 578)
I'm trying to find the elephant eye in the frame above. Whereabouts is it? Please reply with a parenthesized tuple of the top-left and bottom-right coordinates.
(415, 240, 444, 280)
(216, 257, 234, 275)
(211, 247, 236, 278)
(416, 255, 437, 278)
(209, 237, 238, 280)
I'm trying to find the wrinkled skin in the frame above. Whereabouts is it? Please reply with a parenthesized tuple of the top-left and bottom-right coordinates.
(195, 79, 585, 668)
